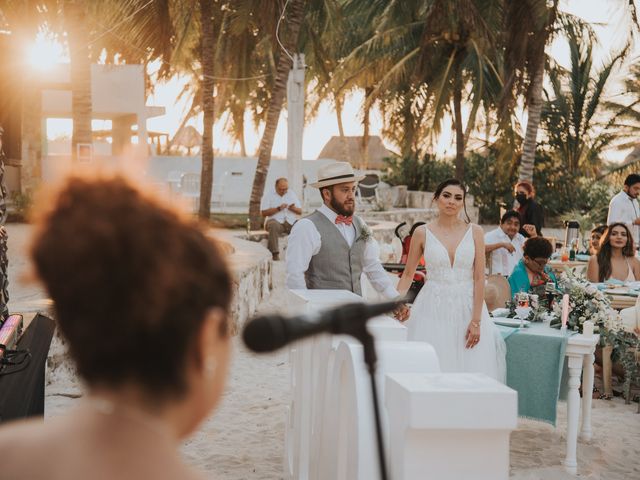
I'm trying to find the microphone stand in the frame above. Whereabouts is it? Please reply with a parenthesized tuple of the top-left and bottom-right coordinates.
(350, 325, 389, 480)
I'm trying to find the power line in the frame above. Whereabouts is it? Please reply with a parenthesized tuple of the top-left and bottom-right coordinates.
(275, 0, 294, 62)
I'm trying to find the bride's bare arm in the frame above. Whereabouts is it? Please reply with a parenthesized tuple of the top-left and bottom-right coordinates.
(471, 225, 486, 323)
(396, 226, 426, 296)
(465, 225, 486, 348)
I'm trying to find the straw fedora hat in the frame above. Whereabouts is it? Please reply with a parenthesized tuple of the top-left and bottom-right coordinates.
(310, 162, 365, 188)
(484, 275, 511, 312)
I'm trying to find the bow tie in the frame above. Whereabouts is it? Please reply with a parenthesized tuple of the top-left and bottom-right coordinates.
(335, 215, 353, 226)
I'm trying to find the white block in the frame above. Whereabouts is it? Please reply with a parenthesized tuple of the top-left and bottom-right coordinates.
(385, 373, 517, 480)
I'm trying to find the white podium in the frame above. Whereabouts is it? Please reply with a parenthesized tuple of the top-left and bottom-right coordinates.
(284, 289, 518, 480)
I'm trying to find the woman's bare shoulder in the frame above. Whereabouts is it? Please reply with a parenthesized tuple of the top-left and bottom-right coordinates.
(0, 418, 61, 478)
(470, 223, 484, 238)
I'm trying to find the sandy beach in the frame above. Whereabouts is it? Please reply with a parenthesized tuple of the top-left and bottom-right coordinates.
(6, 224, 640, 479)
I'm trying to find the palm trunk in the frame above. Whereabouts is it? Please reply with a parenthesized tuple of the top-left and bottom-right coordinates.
(238, 116, 247, 157)
(199, 0, 215, 220)
(66, 1, 93, 161)
(453, 60, 465, 180)
(248, 0, 306, 229)
(360, 86, 372, 170)
(518, 66, 544, 182)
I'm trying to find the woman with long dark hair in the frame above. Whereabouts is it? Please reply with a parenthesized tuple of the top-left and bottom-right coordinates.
(397, 179, 506, 381)
(587, 222, 640, 282)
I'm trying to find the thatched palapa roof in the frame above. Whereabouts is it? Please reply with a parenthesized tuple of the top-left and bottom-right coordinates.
(317, 136, 393, 171)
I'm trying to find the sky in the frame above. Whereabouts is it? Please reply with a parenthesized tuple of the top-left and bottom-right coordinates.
(37, 0, 639, 162)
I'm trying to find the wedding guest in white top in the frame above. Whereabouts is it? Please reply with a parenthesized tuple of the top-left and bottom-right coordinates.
(607, 173, 640, 247)
(286, 162, 409, 320)
(260, 177, 302, 260)
(587, 223, 640, 283)
(484, 210, 532, 276)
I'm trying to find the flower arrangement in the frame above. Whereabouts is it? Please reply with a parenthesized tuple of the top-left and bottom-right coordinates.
(549, 271, 620, 334)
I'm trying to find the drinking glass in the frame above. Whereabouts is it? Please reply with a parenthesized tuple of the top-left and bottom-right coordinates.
(516, 291, 529, 308)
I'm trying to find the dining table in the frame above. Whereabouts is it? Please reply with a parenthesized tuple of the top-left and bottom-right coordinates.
(547, 259, 588, 274)
(495, 321, 599, 475)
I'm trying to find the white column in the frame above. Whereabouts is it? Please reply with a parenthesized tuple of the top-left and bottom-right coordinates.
(286, 54, 305, 203)
(564, 354, 583, 475)
(580, 352, 595, 441)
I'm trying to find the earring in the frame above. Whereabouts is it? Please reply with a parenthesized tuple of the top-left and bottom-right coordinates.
(205, 357, 217, 378)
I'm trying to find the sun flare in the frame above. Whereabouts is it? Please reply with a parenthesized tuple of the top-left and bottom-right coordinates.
(27, 33, 67, 71)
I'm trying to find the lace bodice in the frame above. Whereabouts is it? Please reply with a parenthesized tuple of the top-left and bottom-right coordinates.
(424, 226, 475, 284)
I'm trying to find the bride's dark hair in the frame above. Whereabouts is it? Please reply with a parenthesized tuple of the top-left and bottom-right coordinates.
(433, 178, 470, 223)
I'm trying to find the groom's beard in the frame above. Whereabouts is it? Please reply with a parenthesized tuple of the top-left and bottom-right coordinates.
(330, 195, 355, 217)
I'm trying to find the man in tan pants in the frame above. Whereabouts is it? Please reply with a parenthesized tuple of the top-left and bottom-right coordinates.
(260, 178, 302, 260)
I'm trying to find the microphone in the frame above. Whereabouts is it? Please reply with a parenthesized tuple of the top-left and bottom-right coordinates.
(242, 298, 404, 353)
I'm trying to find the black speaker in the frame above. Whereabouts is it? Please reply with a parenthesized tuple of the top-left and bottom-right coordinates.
(0, 33, 22, 162)
(0, 314, 56, 422)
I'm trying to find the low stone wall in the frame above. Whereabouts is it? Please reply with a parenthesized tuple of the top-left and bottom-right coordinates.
(213, 230, 273, 334)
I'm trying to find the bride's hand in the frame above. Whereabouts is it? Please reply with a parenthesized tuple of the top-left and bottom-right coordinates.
(393, 304, 410, 322)
(465, 321, 481, 349)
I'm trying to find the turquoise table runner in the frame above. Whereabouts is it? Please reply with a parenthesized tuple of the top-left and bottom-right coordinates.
(497, 323, 571, 425)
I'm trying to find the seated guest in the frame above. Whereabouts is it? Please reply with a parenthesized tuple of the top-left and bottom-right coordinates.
(0, 175, 233, 480)
(508, 237, 557, 297)
(585, 225, 607, 255)
(260, 177, 302, 261)
(484, 210, 531, 276)
(587, 222, 640, 283)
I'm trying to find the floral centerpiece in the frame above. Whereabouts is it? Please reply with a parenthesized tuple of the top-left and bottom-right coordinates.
(548, 271, 620, 334)
(548, 270, 638, 404)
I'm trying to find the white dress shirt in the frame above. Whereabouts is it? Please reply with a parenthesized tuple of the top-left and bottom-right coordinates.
(607, 190, 640, 245)
(286, 204, 399, 299)
(484, 228, 525, 276)
(260, 189, 301, 224)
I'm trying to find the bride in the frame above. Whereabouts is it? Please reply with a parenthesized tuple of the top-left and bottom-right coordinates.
(397, 179, 506, 381)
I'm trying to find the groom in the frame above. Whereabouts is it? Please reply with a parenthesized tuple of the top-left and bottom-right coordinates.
(286, 162, 409, 320)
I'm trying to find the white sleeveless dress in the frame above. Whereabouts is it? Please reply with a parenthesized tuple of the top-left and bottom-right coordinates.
(407, 225, 506, 381)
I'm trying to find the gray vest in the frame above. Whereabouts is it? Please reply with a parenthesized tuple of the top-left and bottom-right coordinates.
(305, 210, 367, 296)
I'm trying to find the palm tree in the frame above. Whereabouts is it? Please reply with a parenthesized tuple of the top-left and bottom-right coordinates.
(510, 0, 639, 184)
(97, 0, 228, 219)
(603, 61, 640, 153)
(247, 0, 306, 230)
(198, 0, 215, 219)
(499, 0, 560, 183)
(540, 25, 628, 176)
(63, 0, 92, 160)
(339, 0, 504, 180)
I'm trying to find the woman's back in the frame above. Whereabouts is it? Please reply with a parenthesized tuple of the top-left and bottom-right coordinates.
(0, 407, 204, 480)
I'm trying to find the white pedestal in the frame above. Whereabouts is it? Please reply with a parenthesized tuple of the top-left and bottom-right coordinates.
(385, 373, 518, 480)
(284, 289, 408, 480)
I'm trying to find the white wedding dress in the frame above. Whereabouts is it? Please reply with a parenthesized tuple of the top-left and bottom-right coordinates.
(407, 225, 506, 382)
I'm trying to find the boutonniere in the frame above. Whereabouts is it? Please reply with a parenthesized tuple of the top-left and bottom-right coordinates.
(358, 224, 372, 242)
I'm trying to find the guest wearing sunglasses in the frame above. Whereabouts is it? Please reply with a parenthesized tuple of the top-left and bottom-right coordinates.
(508, 237, 557, 298)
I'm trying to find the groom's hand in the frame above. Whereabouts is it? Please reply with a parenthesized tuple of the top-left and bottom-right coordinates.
(393, 304, 410, 322)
